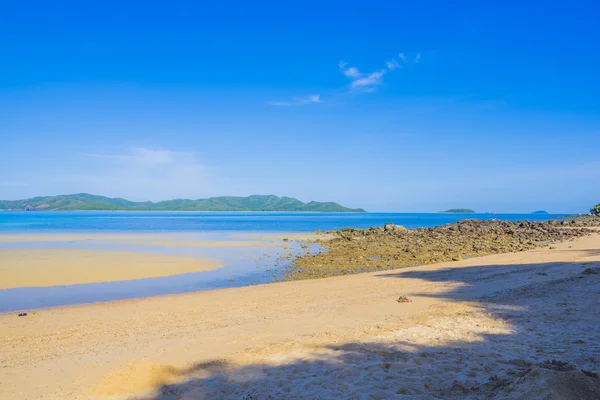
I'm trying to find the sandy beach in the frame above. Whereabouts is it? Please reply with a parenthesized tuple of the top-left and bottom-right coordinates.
(0, 232, 297, 290)
(0, 249, 222, 289)
(4, 2, 599, 398)
(1, 233, 599, 399)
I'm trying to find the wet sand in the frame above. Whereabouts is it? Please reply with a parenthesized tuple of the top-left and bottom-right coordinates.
(1, 233, 599, 399)
(0, 232, 286, 247)
(0, 249, 222, 289)
(0, 233, 193, 243)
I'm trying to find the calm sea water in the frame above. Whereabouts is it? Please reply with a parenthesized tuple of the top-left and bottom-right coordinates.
(0, 211, 567, 312)
(0, 211, 566, 233)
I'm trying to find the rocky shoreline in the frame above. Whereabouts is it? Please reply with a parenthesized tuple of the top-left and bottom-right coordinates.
(288, 216, 600, 280)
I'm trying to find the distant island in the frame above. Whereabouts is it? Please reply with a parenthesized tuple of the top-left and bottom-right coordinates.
(439, 208, 476, 214)
(0, 193, 366, 212)
(531, 210, 549, 214)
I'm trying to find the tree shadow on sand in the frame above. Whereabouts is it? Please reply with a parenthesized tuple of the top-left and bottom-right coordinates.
(137, 258, 600, 400)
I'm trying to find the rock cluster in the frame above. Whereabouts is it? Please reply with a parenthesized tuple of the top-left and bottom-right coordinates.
(288, 217, 600, 280)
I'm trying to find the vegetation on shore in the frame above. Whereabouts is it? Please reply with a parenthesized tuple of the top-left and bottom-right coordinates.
(439, 208, 476, 213)
(0, 193, 366, 212)
(288, 217, 600, 280)
(591, 203, 600, 215)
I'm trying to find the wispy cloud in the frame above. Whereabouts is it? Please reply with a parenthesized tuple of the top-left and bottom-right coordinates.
(72, 148, 213, 200)
(385, 59, 401, 71)
(350, 70, 386, 88)
(399, 52, 422, 64)
(80, 148, 196, 167)
(339, 60, 389, 91)
(266, 94, 322, 107)
(270, 52, 421, 104)
(342, 66, 361, 78)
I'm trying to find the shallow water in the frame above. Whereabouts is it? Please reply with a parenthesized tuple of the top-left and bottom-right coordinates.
(0, 231, 319, 312)
(0, 211, 567, 312)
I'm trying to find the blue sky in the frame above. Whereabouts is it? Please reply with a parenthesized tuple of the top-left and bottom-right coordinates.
(1, 1, 599, 212)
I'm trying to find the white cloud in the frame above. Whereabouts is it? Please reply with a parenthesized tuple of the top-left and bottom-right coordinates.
(270, 52, 420, 103)
(386, 59, 401, 70)
(340, 61, 389, 90)
(339, 53, 417, 91)
(266, 94, 322, 107)
(351, 70, 386, 88)
(342, 66, 361, 78)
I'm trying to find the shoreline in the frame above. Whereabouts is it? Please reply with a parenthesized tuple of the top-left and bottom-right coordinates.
(1, 232, 599, 399)
(289, 216, 600, 280)
(2, 218, 599, 312)
(0, 231, 313, 312)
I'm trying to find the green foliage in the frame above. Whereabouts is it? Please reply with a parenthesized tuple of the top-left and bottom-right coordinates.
(0, 194, 366, 212)
(439, 208, 476, 214)
(591, 203, 600, 215)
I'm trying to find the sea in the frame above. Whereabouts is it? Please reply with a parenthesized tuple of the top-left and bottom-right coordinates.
(0, 211, 566, 312)
(0, 211, 565, 233)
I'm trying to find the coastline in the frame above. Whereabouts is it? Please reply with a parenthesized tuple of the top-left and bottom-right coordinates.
(289, 217, 600, 280)
(0, 231, 316, 312)
(1, 217, 598, 309)
(1, 232, 599, 399)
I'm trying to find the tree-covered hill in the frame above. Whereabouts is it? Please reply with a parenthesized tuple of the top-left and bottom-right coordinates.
(439, 208, 476, 214)
(0, 193, 366, 212)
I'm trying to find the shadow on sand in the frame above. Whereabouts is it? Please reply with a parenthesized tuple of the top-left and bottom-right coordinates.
(137, 258, 600, 399)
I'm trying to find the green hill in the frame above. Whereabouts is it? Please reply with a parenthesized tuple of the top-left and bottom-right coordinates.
(0, 193, 366, 212)
(439, 208, 476, 214)
(531, 210, 549, 214)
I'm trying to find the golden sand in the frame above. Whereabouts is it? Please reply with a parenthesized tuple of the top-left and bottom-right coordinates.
(0, 233, 191, 242)
(0, 248, 222, 289)
(102, 239, 283, 247)
(0, 234, 599, 399)
(0, 233, 285, 248)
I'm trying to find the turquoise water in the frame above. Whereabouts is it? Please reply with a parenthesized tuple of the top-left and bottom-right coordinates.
(0, 211, 565, 233)
(0, 211, 567, 312)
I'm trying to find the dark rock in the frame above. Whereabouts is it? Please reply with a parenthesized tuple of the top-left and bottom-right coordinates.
(582, 267, 600, 275)
(288, 216, 600, 281)
(582, 370, 600, 379)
